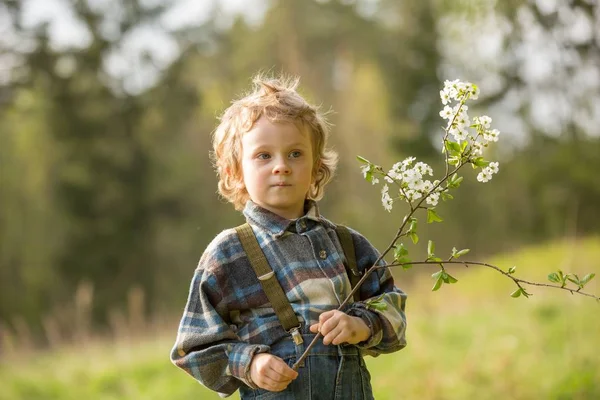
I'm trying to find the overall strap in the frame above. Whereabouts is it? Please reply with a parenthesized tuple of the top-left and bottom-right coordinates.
(335, 225, 362, 302)
(235, 223, 303, 344)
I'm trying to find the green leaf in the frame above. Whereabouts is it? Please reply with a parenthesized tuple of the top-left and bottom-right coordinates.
(510, 288, 522, 298)
(394, 243, 409, 261)
(397, 257, 413, 270)
(431, 270, 443, 279)
(365, 295, 388, 311)
(508, 266, 516, 274)
(427, 240, 435, 258)
(556, 270, 568, 287)
(356, 155, 369, 164)
(441, 191, 454, 201)
(472, 157, 490, 168)
(581, 273, 596, 285)
(448, 157, 460, 166)
(409, 232, 419, 244)
(427, 208, 443, 223)
(366, 300, 387, 311)
(567, 276, 580, 286)
(442, 271, 450, 283)
(547, 272, 560, 283)
(432, 276, 443, 291)
(448, 174, 463, 188)
(445, 141, 461, 155)
(445, 272, 458, 284)
(456, 249, 470, 257)
(408, 218, 417, 233)
(460, 140, 469, 152)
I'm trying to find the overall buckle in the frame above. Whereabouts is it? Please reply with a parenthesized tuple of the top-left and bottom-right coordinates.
(288, 326, 303, 345)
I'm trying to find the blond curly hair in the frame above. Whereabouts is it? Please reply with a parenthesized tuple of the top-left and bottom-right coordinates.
(211, 74, 338, 211)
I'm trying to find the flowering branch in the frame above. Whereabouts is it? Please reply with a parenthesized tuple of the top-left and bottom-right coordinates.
(291, 79, 597, 371)
(379, 261, 599, 301)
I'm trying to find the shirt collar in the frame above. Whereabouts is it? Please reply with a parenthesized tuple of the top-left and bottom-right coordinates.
(243, 199, 334, 238)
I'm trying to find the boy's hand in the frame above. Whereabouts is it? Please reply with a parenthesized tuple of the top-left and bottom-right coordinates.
(309, 310, 371, 345)
(249, 353, 298, 392)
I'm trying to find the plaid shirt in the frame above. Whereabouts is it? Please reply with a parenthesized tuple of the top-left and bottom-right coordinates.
(171, 200, 407, 397)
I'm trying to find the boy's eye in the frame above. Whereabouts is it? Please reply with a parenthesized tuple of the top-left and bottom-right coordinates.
(257, 153, 271, 160)
(289, 151, 302, 158)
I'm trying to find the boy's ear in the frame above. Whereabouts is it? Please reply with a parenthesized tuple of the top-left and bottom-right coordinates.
(226, 166, 246, 189)
(312, 160, 322, 181)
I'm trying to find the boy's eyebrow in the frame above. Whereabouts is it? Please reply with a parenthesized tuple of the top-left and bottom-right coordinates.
(251, 142, 310, 149)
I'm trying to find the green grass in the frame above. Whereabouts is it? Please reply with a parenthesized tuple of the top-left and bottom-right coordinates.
(1, 238, 599, 399)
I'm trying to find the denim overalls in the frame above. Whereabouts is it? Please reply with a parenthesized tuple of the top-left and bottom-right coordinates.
(235, 223, 375, 400)
(239, 333, 374, 400)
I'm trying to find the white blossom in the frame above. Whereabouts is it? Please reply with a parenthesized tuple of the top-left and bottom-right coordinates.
(371, 177, 379, 185)
(471, 141, 484, 156)
(381, 184, 393, 212)
(426, 192, 440, 206)
(474, 115, 492, 129)
(403, 189, 422, 202)
(443, 79, 460, 101)
(402, 169, 422, 188)
(464, 82, 479, 100)
(360, 164, 370, 178)
(416, 179, 434, 193)
(402, 157, 416, 167)
(477, 162, 499, 183)
(453, 103, 468, 114)
(440, 90, 451, 105)
(456, 114, 471, 129)
(391, 161, 404, 173)
(483, 128, 500, 142)
(439, 105, 453, 120)
(449, 125, 469, 141)
(477, 169, 492, 183)
(414, 162, 433, 176)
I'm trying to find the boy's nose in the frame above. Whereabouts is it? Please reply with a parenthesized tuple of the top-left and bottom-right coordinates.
(272, 162, 291, 175)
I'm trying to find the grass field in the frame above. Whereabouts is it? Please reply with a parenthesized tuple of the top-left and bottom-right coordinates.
(1, 237, 598, 400)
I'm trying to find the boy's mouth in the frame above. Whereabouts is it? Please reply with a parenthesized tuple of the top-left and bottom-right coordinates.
(273, 182, 292, 187)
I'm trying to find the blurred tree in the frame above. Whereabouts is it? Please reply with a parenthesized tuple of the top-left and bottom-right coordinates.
(2, 0, 600, 344)
(0, 0, 202, 335)
(432, 0, 600, 254)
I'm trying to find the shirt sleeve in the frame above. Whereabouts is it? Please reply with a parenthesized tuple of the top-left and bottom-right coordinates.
(343, 228, 407, 356)
(170, 251, 269, 397)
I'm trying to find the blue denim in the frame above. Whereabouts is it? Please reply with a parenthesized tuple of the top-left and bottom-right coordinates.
(239, 334, 375, 400)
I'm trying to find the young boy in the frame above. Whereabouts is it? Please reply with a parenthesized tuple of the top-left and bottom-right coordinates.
(171, 75, 407, 399)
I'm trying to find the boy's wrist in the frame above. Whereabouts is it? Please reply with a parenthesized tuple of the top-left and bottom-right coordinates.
(345, 304, 383, 348)
(352, 316, 372, 343)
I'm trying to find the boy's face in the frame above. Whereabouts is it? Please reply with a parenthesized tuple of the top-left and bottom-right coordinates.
(240, 116, 314, 219)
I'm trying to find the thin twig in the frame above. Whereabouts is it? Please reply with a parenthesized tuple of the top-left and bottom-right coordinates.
(381, 260, 600, 300)
(292, 163, 467, 370)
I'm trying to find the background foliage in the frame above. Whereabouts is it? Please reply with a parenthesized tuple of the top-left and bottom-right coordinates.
(0, 0, 599, 389)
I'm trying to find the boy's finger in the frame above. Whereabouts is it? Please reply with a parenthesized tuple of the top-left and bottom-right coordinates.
(318, 310, 336, 324)
(322, 325, 343, 345)
(269, 357, 299, 380)
(258, 374, 284, 390)
(309, 323, 319, 333)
